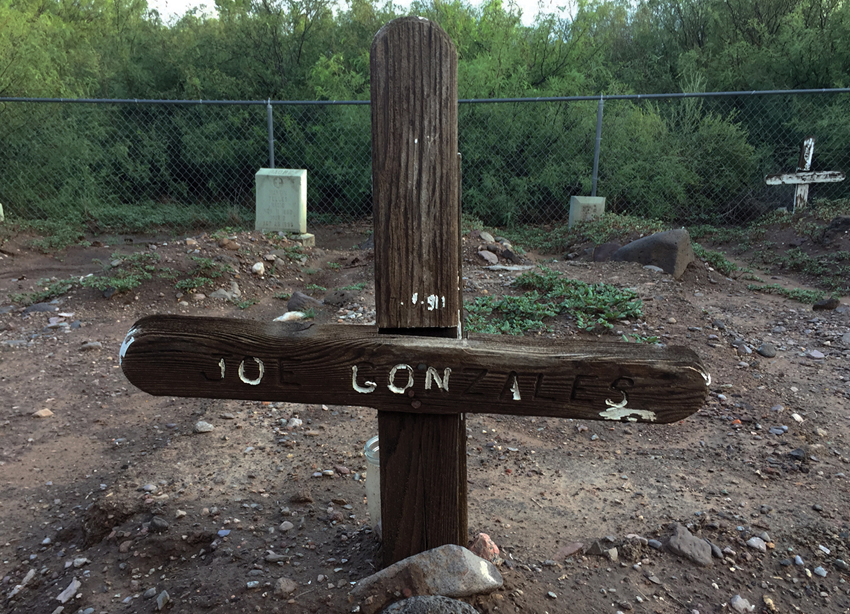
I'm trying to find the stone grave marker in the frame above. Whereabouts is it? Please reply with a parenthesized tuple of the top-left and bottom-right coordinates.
(255, 168, 309, 236)
(120, 17, 709, 567)
(569, 195, 605, 228)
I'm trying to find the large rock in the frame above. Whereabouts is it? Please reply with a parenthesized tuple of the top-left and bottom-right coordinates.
(664, 523, 713, 567)
(350, 545, 502, 614)
(382, 595, 479, 614)
(592, 242, 621, 262)
(288, 291, 323, 312)
(612, 229, 694, 279)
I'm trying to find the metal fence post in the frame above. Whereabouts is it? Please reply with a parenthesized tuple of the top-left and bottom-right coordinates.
(267, 100, 275, 169)
(591, 94, 603, 197)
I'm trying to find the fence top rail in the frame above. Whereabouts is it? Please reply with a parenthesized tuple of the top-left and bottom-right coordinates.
(2, 87, 850, 106)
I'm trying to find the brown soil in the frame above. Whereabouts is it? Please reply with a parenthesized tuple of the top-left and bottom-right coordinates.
(1, 221, 849, 614)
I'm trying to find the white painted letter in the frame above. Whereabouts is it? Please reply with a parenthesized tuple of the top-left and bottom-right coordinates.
(238, 357, 264, 386)
(510, 375, 521, 401)
(425, 367, 451, 392)
(352, 366, 377, 394)
(388, 364, 414, 394)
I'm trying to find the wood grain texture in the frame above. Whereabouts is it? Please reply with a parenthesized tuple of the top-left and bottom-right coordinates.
(120, 316, 709, 423)
(371, 17, 460, 331)
(370, 16, 465, 565)
(378, 411, 466, 565)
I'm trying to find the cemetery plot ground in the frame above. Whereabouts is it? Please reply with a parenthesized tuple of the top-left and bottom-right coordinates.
(0, 218, 849, 614)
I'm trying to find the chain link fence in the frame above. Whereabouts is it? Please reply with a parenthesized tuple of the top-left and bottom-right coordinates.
(1, 90, 849, 233)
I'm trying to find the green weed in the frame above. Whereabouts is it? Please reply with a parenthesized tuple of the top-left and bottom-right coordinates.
(692, 243, 737, 276)
(304, 284, 326, 294)
(80, 250, 160, 294)
(621, 333, 661, 344)
(465, 267, 644, 335)
(747, 283, 828, 304)
(327, 262, 341, 270)
(235, 298, 258, 310)
(336, 282, 368, 292)
(274, 292, 292, 300)
(10, 278, 77, 305)
(23, 220, 90, 253)
(176, 276, 215, 292)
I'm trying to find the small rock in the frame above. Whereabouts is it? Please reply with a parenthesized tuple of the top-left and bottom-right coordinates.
(72, 558, 89, 568)
(729, 595, 755, 612)
(834, 559, 848, 571)
(79, 341, 102, 351)
(274, 577, 298, 597)
(478, 250, 499, 265)
(586, 541, 618, 561)
(175, 510, 187, 519)
(150, 516, 169, 532)
(156, 590, 170, 611)
(273, 311, 305, 322)
(209, 289, 232, 300)
(251, 262, 265, 276)
(290, 490, 313, 503)
(813, 297, 840, 311)
(144, 587, 157, 599)
(807, 349, 825, 359)
(756, 342, 776, 358)
(190, 293, 205, 302)
(813, 566, 827, 577)
(193, 421, 214, 433)
(479, 231, 495, 243)
(547, 591, 557, 599)
(279, 521, 295, 532)
(469, 533, 499, 562)
(746, 537, 766, 553)
(794, 555, 804, 566)
(665, 524, 712, 566)
(56, 578, 81, 603)
(647, 539, 663, 550)
(32, 409, 54, 418)
(265, 551, 288, 563)
(350, 545, 502, 614)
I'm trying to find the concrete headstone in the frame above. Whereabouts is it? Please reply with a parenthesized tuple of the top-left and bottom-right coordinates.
(255, 169, 307, 234)
(568, 196, 605, 228)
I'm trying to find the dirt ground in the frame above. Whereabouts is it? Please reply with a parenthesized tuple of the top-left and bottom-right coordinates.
(1, 219, 849, 614)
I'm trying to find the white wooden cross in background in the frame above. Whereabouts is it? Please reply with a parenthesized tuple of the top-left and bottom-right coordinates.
(765, 137, 845, 211)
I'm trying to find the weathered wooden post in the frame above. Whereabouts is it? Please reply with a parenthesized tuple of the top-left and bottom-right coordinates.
(119, 17, 709, 569)
(765, 137, 845, 211)
(370, 17, 467, 564)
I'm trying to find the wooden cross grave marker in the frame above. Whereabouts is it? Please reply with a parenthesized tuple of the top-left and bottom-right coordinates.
(119, 17, 709, 567)
(765, 136, 845, 211)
